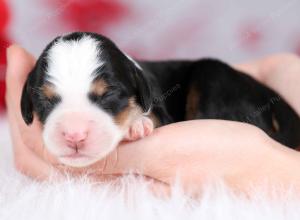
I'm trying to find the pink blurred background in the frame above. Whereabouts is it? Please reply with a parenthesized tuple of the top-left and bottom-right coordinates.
(1, 0, 300, 111)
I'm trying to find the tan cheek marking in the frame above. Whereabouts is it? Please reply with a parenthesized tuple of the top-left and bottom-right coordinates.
(90, 79, 108, 96)
(114, 98, 143, 129)
(42, 84, 57, 99)
(185, 84, 200, 120)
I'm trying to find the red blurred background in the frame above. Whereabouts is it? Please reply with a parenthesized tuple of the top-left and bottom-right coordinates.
(1, 0, 300, 112)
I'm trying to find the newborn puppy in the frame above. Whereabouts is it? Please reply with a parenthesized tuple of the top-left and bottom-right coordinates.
(21, 32, 170, 167)
(21, 32, 300, 168)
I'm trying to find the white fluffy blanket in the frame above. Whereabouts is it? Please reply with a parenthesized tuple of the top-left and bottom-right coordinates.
(1, 116, 300, 220)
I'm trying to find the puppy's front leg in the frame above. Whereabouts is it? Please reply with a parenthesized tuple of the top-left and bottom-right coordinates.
(124, 116, 154, 141)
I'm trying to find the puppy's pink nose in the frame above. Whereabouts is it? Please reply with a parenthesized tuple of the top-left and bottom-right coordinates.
(62, 131, 88, 149)
(59, 112, 92, 149)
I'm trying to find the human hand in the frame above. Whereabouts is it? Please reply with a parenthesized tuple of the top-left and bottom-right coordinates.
(6, 45, 60, 180)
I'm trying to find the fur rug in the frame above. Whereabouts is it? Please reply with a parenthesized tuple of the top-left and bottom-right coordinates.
(1, 116, 300, 220)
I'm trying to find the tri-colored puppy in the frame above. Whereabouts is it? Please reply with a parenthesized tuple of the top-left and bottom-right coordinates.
(21, 32, 300, 167)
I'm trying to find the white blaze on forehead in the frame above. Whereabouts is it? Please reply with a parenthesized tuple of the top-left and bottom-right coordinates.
(46, 36, 103, 101)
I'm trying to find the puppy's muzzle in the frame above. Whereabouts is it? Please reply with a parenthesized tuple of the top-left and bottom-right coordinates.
(58, 112, 91, 151)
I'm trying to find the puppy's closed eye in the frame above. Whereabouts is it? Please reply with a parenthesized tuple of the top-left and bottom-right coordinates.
(88, 78, 127, 114)
(88, 89, 117, 104)
(89, 88, 128, 115)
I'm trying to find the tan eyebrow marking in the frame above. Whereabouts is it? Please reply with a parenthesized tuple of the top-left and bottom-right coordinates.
(42, 84, 57, 99)
(90, 79, 108, 96)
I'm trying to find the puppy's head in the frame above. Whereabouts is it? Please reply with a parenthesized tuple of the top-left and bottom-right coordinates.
(21, 32, 152, 167)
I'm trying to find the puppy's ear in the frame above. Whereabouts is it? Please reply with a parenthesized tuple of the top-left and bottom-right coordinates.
(20, 75, 33, 125)
(132, 67, 153, 113)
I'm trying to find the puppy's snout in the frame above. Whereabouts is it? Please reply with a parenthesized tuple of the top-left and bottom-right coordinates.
(58, 112, 91, 149)
(63, 131, 88, 149)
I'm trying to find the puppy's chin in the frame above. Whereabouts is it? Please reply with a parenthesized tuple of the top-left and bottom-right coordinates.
(42, 117, 124, 168)
(58, 138, 123, 168)
(43, 131, 124, 167)
(45, 138, 122, 168)
(58, 154, 103, 168)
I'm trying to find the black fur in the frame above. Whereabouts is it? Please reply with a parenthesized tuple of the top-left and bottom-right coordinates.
(140, 59, 300, 148)
(20, 80, 33, 124)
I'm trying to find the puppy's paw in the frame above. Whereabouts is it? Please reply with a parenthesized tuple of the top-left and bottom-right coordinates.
(124, 116, 154, 141)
